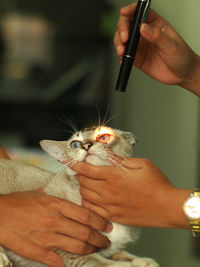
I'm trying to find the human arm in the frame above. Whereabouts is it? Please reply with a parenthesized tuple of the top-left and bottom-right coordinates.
(114, 3, 200, 96)
(0, 191, 111, 267)
(71, 158, 191, 230)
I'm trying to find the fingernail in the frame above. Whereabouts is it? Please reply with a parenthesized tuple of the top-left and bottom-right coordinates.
(117, 45, 124, 56)
(120, 31, 127, 41)
(105, 223, 113, 233)
(105, 239, 111, 248)
(141, 23, 153, 36)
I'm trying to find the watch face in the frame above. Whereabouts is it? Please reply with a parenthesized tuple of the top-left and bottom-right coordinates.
(184, 196, 200, 219)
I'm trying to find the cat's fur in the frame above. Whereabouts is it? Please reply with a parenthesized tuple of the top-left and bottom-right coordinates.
(0, 126, 159, 267)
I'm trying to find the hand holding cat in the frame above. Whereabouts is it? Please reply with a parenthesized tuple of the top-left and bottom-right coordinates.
(114, 3, 200, 96)
(72, 158, 190, 229)
(0, 190, 111, 267)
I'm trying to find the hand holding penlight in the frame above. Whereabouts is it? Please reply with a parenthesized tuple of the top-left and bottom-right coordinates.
(115, 0, 151, 92)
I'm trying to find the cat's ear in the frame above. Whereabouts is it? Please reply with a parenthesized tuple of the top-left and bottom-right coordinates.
(121, 131, 137, 146)
(40, 140, 67, 162)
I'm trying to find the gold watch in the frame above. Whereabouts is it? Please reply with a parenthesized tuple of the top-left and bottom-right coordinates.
(183, 190, 200, 237)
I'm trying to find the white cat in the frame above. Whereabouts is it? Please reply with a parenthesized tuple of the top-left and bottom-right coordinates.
(0, 125, 159, 267)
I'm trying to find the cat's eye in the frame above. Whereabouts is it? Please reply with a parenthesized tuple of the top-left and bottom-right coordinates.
(96, 134, 111, 143)
(70, 141, 82, 148)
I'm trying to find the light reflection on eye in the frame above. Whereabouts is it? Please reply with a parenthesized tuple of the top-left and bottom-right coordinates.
(70, 141, 82, 149)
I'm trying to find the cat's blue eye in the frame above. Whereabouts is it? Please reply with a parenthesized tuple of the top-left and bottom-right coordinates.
(70, 141, 82, 149)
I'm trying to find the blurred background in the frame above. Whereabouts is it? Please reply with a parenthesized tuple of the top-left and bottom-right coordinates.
(0, 0, 199, 266)
(0, 0, 113, 146)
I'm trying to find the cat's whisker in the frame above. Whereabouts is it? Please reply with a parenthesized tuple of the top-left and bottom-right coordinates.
(96, 104, 101, 129)
(65, 158, 76, 167)
(103, 113, 118, 127)
(71, 117, 78, 133)
(102, 104, 110, 127)
(107, 151, 137, 169)
(60, 116, 78, 134)
(106, 155, 135, 176)
(108, 156, 127, 171)
(60, 129, 75, 135)
(107, 151, 145, 180)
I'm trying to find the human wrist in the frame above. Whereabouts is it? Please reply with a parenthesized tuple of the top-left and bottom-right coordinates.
(179, 54, 200, 96)
(164, 188, 192, 230)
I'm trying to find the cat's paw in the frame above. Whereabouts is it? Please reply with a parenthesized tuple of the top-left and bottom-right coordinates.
(131, 257, 159, 267)
(0, 253, 12, 267)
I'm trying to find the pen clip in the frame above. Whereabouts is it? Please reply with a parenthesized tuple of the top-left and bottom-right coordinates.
(142, 0, 151, 22)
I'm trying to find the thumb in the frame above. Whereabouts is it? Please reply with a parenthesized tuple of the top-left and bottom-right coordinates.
(140, 23, 177, 56)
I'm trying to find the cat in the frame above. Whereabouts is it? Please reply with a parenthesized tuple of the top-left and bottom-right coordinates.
(0, 125, 159, 267)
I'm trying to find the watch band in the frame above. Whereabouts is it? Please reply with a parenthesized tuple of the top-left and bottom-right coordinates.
(190, 190, 200, 237)
(184, 190, 200, 237)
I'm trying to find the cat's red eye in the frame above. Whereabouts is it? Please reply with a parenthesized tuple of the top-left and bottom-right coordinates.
(96, 134, 111, 143)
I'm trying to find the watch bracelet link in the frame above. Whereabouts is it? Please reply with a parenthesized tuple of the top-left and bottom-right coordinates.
(191, 223, 200, 237)
(193, 190, 200, 197)
(189, 189, 200, 237)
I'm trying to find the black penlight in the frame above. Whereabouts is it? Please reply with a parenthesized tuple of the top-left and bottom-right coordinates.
(115, 0, 151, 92)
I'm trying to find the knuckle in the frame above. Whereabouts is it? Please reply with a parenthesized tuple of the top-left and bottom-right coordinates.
(117, 25, 124, 34)
(155, 28, 165, 43)
(75, 242, 92, 255)
(79, 186, 85, 196)
(80, 209, 92, 224)
(80, 227, 92, 242)
(47, 197, 62, 209)
(104, 209, 113, 220)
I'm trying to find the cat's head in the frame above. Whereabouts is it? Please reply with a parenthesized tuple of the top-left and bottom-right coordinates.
(40, 126, 136, 172)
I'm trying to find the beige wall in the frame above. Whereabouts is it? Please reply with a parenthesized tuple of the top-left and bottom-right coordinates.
(109, 0, 200, 266)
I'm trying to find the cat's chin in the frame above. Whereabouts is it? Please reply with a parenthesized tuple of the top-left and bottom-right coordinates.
(85, 155, 110, 166)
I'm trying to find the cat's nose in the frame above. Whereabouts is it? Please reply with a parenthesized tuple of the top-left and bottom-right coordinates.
(82, 142, 93, 151)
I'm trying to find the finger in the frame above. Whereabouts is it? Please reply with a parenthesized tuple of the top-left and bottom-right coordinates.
(71, 162, 115, 180)
(80, 185, 102, 205)
(120, 4, 156, 24)
(77, 175, 104, 192)
(54, 216, 110, 249)
(34, 231, 101, 255)
(117, 15, 131, 43)
(57, 199, 111, 233)
(82, 200, 110, 221)
(120, 3, 137, 16)
(51, 234, 97, 255)
(113, 32, 125, 56)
